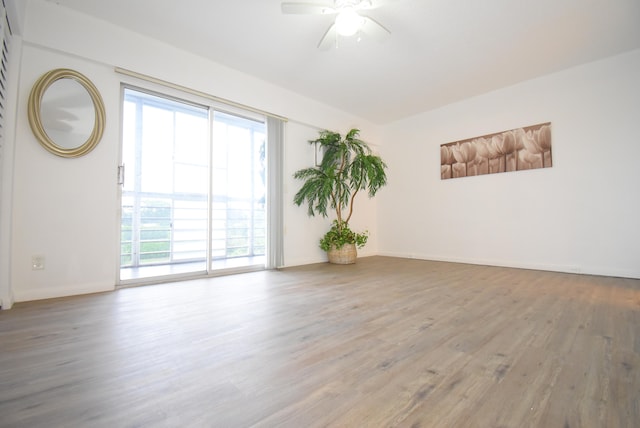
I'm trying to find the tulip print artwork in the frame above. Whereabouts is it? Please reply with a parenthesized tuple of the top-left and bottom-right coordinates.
(441, 122, 552, 179)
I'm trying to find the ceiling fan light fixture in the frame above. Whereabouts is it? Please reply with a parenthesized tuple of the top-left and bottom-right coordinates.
(335, 8, 365, 36)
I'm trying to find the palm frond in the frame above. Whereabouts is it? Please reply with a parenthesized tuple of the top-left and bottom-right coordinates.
(293, 128, 388, 242)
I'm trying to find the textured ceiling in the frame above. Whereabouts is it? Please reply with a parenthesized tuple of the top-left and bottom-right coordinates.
(42, 0, 640, 124)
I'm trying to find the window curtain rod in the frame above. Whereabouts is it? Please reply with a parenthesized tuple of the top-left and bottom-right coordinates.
(114, 67, 288, 122)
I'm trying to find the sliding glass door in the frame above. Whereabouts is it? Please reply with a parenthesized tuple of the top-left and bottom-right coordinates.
(210, 112, 266, 270)
(120, 87, 267, 282)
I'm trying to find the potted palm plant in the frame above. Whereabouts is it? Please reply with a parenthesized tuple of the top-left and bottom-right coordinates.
(293, 129, 388, 264)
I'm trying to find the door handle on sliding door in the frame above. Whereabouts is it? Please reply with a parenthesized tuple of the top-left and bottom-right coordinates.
(118, 164, 125, 186)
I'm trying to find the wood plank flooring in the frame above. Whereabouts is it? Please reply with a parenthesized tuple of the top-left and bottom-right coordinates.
(1, 256, 639, 427)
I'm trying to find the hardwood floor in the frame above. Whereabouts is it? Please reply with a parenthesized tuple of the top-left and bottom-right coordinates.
(1, 257, 638, 427)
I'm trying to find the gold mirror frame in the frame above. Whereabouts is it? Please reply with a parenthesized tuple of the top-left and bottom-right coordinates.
(27, 68, 106, 158)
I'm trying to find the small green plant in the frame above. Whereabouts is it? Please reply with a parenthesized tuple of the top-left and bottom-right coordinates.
(294, 128, 387, 252)
(319, 221, 369, 251)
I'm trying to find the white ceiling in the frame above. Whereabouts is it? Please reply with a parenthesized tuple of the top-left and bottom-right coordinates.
(42, 0, 640, 124)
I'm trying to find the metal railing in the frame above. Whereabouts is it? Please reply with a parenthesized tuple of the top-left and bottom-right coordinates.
(121, 191, 265, 268)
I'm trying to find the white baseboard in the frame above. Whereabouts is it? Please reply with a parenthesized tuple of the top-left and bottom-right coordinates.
(376, 251, 640, 279)
(11, 254, 637, 304)
(282, 255, 327, 268)
(283, 248, 380, 268)
(13, 281, 115, 303)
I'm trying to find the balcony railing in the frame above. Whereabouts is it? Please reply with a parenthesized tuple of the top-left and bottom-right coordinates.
(121, 191, 265, 268)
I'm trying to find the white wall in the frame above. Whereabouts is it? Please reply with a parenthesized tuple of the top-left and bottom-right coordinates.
(9, 0, 379, 302)
(9, 1, 638, 306)
(13, 46, 120, 302)
(378, 49, 640, 279)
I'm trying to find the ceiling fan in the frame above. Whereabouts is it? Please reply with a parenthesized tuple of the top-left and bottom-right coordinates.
(281, 0, 392, 49)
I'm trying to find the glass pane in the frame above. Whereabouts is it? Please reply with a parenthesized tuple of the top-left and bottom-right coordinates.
(211, 112, 266, 268)
(120, 89, 209, 281)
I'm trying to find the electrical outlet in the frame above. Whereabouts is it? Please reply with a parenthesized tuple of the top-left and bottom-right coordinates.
(32, 255, 45, 270)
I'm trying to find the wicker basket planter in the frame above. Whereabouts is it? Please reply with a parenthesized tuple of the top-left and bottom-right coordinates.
(327, 243, 357, 264)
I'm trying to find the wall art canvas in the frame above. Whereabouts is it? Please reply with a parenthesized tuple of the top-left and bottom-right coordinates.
(441, 122, 552, 180)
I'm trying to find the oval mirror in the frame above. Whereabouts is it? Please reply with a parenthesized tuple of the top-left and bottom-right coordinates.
(28, 69, 106, 158)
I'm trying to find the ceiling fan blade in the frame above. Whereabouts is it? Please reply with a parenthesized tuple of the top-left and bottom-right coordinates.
(360, 16, 391, 42)
(281, 2, 336, 15)
(317, 24, 337, 50)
